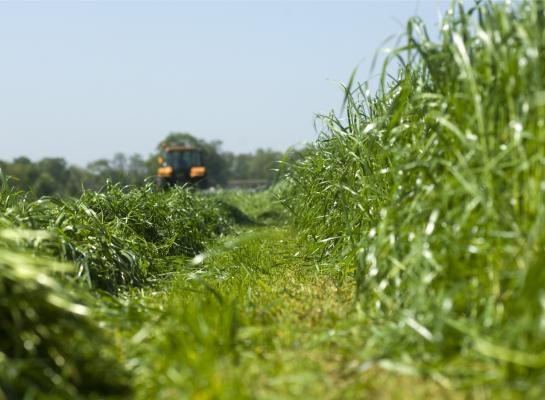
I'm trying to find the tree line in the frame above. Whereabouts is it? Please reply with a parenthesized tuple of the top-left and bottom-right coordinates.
(0, 133, 283, 197)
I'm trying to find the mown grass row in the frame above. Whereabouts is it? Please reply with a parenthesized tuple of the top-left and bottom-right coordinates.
(212, 187, 288, 226)
(0, 178, 232, 291)
(0, 178, 237, 398)
(0, 246, 132, 398)
(284, 0, 545, 395)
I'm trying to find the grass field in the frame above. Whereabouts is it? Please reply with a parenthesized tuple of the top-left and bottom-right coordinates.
(2, 1, 545, 398)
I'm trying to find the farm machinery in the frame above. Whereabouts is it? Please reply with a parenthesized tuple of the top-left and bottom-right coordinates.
(156, 145, 207, 188)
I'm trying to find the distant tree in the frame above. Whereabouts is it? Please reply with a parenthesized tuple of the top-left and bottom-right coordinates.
(33, 172, 56, 196)
(32, 158, 70, 196)
(0, 160, 7, 175)
(251, 148, 282, 181)
(6, 157, 39, 192)
(13, 156, 32, 166)
(65, 166, 86, 195)
(227, 148, 282, 182)
(230, 153, 252, 180)
(111, 153, 127, 173)
(2, 137, 285, 196)
(127, 154, 151, 185)
(86, 159, 111, 176)
(37, 158, 69, 181)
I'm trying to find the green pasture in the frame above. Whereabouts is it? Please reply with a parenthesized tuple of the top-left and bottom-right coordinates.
(2, 1, 545, 398)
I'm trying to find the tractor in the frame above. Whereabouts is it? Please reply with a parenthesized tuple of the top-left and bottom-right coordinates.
(156, 145, 207, 189)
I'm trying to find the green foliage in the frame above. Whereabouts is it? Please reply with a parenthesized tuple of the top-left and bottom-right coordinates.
(0, 175, 237, 398)
(213, 186, 288, 226)
(1, 139, 284, 196)
(0, 154, 154, 197)
(1, 179, 232, 291)
(0, 240, 131, 399)
(6, 1, 545, 397)
(158, 132, 284, 187)
(110, 227, 365, 399)
(111, 226, 459, 399)
(225, 148, 283, 182)
(283, 0, 545, 394)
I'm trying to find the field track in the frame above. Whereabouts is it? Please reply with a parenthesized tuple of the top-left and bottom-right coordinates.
(111, 225, 467, 399)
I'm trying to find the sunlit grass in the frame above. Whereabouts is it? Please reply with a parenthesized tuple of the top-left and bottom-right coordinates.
(3, 0, 544, 398)
(212, 187, 288, 225)
(0, 243, 131, 398)
(0, 178, 232, 397)
(284, 0, 545, 395)
(0, 180, 232, 291)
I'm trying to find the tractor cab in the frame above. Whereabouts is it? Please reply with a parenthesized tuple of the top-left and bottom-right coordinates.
(156, 145, 207, 188)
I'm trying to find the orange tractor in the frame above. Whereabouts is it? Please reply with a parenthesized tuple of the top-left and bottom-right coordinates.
(156, 145, 207, 188)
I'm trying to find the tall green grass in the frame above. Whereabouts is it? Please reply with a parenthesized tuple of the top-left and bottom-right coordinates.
(1, 180, 232, 291)
(0, 237, 131, 398)
(0, 177, 235, 397)
(284, 0, 545, 394)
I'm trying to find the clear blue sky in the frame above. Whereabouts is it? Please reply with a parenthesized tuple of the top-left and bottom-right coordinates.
(0, 1, 452, 165)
